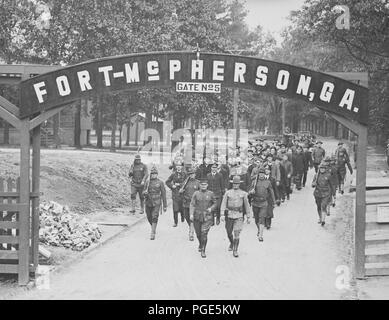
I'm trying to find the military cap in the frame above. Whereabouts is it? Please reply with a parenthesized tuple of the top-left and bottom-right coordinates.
(135, 154, 141, 159)
(211, 163, 218, 168)
(324, 156, 331, 162)
(150, 166, 158, 174)
(338, 142, 344, 145)
(316, 141, 323, 144)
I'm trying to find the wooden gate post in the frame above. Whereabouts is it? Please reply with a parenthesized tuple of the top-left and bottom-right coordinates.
(355, 125, 368, 278)
(18, 118, 31, 285)
(31, 125, 41, 271)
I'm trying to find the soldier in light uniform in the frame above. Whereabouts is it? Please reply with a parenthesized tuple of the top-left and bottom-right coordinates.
(190, 179, 218, 258)
(220, 176, 251, 258)
(312, 163, 334, 226)
(143, 166, 167, 240)
(179, 167, 200, 241)
(249, 167, 275, 242)
(166, 162, 187, 227)
(312, 141, 326, 173)
(128, 154, 148, 213)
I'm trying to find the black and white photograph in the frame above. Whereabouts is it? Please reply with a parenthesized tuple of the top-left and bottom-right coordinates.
(0, 0, 388, 303)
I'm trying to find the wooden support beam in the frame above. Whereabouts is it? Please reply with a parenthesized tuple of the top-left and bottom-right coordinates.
(0, 106, 21, 129)
(18, 119, 30, 285)
(0, 95, 20, 117)
(29, 106, 65, 130)
(327, 113, 368, 279)
(31, 125, 41, 271)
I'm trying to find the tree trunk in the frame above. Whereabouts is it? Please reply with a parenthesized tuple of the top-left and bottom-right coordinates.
(110, 108, 117, 152)
(74, 100, 82, 149)
(53, 113, 60, 148)
(119, 124, 123, 149)
(125, 121, 131, 146)
(96, 94, 103, 148)
(3, 122, 9, 145)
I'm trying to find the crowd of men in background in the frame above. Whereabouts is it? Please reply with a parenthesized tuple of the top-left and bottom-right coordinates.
(127, 133, 354, 258)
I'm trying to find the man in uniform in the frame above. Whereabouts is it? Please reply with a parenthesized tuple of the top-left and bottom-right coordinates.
(336, 148, 353, 194)
(128, 154, 148, 213)
(179, 167, 200, 241)
(206, 163, 225, 226)
(143, 166, 167, 240)
(312, 141, 326, 173)
(221, 175, 251, 257)
(190, 179, 218, 258)
(312, 162, 334, 226)
(249, 167, 275, 242)
(302, 146, 313, 187)
(166, 162, 187, 227)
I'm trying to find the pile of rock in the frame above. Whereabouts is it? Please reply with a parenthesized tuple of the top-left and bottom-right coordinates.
(39, 201, 102, 251)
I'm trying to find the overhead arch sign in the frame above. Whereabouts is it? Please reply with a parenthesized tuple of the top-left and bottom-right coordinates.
(20, 51, 368, 124)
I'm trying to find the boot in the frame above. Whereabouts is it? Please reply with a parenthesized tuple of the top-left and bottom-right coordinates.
(233, 239, 239, 258)
(201, 239, 207, 258)
(189, 223, 194, 241)
(140, 199, 145, 214)
(150, 222, 157, 240)
(130, 200, 136, 213)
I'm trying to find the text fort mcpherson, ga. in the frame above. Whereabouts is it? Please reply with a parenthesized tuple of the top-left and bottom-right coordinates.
(33, 59, 358, 113)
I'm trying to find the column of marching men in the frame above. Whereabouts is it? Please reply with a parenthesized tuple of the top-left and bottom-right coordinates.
(127, 135, 354, 258)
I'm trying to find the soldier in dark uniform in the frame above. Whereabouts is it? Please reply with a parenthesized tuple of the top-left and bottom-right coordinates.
(302, 146, 313, 187)
(312, 163, 334, 226)
(143, 166, 167, 240)
(292, 146, 305, 190)
(128, 154, 148, 213)
(312, 141, 326, 173)
(220, 176, 251, 258)
(179, 167, 200, 241)
(328, 156, 338, 214)
(206, 163, 225, 226)
(166, 162, 187, 227)
(190, 179, 218, 258)
(336, 149, 353, 194)
(249, 167, 275, 242)
(264, 166, 277, 229)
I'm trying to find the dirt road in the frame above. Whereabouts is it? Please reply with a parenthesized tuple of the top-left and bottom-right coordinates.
(10, 139, 353, 300)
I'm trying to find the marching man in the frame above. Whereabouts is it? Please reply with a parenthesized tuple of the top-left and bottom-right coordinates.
(190, 178, 218, 258)
(128, 154, 148, 214)
(220, 175, 251, 258)
(312, 162, 334, 226)
(179, 167, 200, 241)
(143, 166, 167, 240)
(249, 167, 275, 242)
(166, 162, 187, 227)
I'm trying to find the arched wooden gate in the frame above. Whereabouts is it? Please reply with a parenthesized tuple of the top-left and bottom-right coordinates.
(0, 52, 368, 285)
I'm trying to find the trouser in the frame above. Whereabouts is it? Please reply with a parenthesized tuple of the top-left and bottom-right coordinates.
(313, 163, 320, 173)
(284, 178, 292, 198)
(225, 217, 244, 244)
(193, 219, 213, 249)
(131, 184, 144, 202)
(265, 217, 272, 228)
(315, 195, 331, 221)
(172, 197, 184, 224)
(145, 205, 160, 225)
(302, 170, 308, 186)
(211, 197, 222, 225)
(294, 173, 303, 189)
(252, 205, 267, 238)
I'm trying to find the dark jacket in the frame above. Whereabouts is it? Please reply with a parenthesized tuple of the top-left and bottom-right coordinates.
(206, 172, 225, 198)
(292, 153, 305, 174)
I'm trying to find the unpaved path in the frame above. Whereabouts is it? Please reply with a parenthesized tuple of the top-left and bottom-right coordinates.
(10, 139, 353, 300)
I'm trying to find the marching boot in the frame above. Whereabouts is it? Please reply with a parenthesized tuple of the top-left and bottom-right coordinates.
(228, 242, 233, 251)
(198, 239, 202, 252)
(228, 233, 233, 251)
(140, 199, 145, 214)
(189, 223, 194, 241)
(130, 200, 136, 213)
(321, 212, 326, 226)
(181, 212, 185, 223)
(201, 239, 207, 258)
(258, 224, 264, 242)
(233, 239, 239, 258)
(150, 222, 157, 240)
